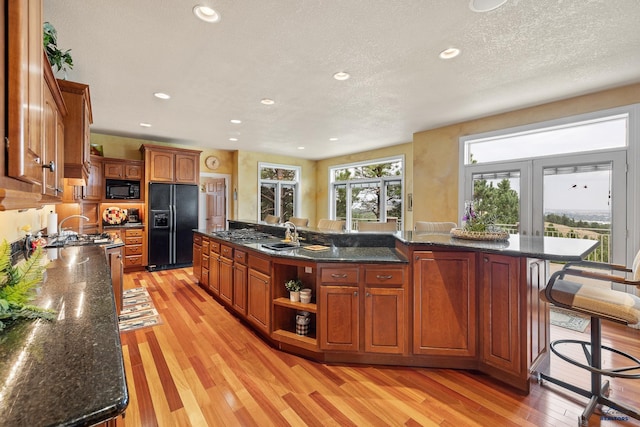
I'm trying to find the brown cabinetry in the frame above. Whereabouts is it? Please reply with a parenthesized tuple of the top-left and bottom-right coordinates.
(219, 245, 234, 305)
(42, 60, 66, 200)
(140, 144, 201, 185)
(58, 79, 92, 183)
(319, 283, 359, 352)
(413, 251, 477, 357)
(364, 267, 406, 354)
(246, 255, 272, 335)
(105, 245, 124, 314)
(232, 249, 248, 314)
(208, 240, 220, 294)
(201, 237, 210, 289)
(193, 234, 202, 282)
(123, 228, 144, 270)
(104, 160, 143, 180)
(82, 156, 103, 200)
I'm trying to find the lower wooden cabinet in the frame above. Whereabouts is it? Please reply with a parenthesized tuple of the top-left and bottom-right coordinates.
(105, 245, 124, 314)
(364, 286, 405, 354)
(193, 235, 202, 282)
(413, 251, 477, 357)
(232, 262, 247, 314)
(208, 241, 220, 294)
(319, 284, 359, 352)
(247, 268, 271, 333)
(123, 228, 144, 270)
(219, 253, 233, 305)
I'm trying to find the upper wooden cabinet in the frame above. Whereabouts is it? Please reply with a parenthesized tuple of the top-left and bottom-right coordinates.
(104, 159, 143, 180)
(140, 144, 201, 184)
(58, 79, 93, 183)
(42, 54, 67, 200)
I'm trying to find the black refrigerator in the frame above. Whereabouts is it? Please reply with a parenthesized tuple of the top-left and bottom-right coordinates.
(148, 183, 198, 271)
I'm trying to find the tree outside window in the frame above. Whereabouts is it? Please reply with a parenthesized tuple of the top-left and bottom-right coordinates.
(259, 164, 300, 222)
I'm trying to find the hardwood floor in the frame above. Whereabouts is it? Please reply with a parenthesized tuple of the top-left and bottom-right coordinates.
(116, 268, 640, 426)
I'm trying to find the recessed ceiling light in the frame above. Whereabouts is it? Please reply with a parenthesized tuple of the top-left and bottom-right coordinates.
(297, 146, 305, 150)
(139, 122, 152, 128)
(230, 119, 242, 124)
(469, 0, 508, 12)
(193, 5, 220, 22)
(329, 137, 339, 141)
(260, 98, 275, 105)
(154, 92, 171, 100)
(333, 71, 350, 81)
(229, 137, 238, 141)
(439, 47, 461, 59)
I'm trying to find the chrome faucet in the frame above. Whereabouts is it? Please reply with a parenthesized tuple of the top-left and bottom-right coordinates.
(283, 221, 300, 246)
(58, 215, 90, 238)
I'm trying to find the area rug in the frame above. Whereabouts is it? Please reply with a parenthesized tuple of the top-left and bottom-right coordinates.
(550, 307, 590, 333)
(118, 287, 162, 332)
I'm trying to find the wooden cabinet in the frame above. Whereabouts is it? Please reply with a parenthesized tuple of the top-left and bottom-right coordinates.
(413, 251, 477, 358)
(6, 0, 44, 190)
(201, 237, 210, 288)
(193, 234, 202, 282)
(42, 58, 66, 200)
(140, 144, 201, 185)
(58, 79, 92, 183)
(232, 249, 248, 314)
(105, 245, 124, 313)
(319, 283, 359, 352)
(123, 228, 144, 270)
(82, 156, 103, 200)
(247, 267, 271, 334)
(364, 266, 407, 355)
(219, 245, 234, 305)
(208, 240, 220, 294)
(104, 159, 143, 180)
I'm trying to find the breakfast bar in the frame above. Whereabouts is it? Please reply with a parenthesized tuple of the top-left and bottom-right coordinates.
(194, 221, 599, 394)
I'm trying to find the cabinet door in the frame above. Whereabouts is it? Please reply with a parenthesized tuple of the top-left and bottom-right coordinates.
(209, 251, 220, 294)
(233, 263, 248, 314)
(107, 246, 124, 313)
(413, 251, 477, 357)
(193, 243, 202, 282)
(125, 163, 143, 180)
(83, 159, 103, 200)
(219, 257, 233, 305)
(42, 80, 58, 197)
(480, 253, 521, 374)
(104, 162, 125, 179)
(247, 268, 271, 333)
(80, 202, 100, 234)
(319, 285, 359, 352)
(364, 287, 406, 354)
(7, 0, 44, 187)
(148, 151, 174, 182)
(175, 153, 199, 184)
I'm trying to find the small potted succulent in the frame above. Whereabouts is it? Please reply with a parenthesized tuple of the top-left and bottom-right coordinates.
(285, 278, 302, 302)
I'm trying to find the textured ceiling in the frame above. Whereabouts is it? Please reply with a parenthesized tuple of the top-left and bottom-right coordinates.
(44, 0, 640, 160)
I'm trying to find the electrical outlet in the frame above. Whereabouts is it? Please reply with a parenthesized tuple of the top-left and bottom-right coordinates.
(304, 266, 313, 274)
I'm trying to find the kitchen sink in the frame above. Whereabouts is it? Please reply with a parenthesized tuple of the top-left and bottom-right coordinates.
(46, 233, 112, 248)
(261, 242, 300, 251)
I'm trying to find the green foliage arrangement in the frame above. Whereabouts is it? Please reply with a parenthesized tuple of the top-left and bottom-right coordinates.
(0, 241, 55, 331)
(43, 22, 74, 74)
(284, 278, 302, 292)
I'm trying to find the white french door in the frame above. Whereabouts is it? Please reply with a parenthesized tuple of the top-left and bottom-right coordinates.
(464, 149, 627, 266)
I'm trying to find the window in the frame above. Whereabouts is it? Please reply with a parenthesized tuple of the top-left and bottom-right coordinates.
(330, 157, 404, 231)
(258, 163, 300, 222)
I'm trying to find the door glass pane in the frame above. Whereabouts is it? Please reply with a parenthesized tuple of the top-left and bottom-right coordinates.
(385, 179, 402, 229)
(471, 171, 520, 234)
(280, 184, 294, 221)
(260, 183, 276, 220)
(543, 163, 612, 263)
(333, 184, 347, 222)
(351, 182, 381, 228)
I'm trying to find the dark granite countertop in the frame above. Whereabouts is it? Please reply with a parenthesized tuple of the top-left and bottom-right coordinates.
(212, 220, 600, 262)
(0, 244, 128, 426)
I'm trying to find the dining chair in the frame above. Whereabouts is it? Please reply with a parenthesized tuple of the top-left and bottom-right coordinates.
(537, 249, 640, 425)
(264, 214, 280, 224)
(288, 217, 309, 227)
(358, 221, 397, 232)
(317, 219, 346, 231)
(414, 221, 457, 233)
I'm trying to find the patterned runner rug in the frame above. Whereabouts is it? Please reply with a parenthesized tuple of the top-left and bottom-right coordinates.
(118, 287, 162, 332)
(550, 306, 590, 333)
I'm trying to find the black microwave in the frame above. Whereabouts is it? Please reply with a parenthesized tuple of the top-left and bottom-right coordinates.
(106, 179, 140, 199)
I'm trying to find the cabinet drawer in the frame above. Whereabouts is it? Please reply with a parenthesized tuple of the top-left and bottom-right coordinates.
(221, 245, 233, 259)
(321, 268, 359, 283)
(194, 234, 202, 245)
(209, 240, 220, 253)
(202, 239, 210, 253)
(125, 228, 143, 237)
(124, 255, 142, 267)
(234, 249, 247, 264)
(125, 245, 143, 256)
(248, 254, 270, 274)
(365, 268, 405, 286)
(125, 236, 142, 245)
(202, 254, 209, 264)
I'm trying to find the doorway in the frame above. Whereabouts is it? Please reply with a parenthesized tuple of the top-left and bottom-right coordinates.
(199, 174, 229, 233)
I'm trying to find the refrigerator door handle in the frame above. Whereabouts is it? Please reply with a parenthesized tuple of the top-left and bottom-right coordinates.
(169, 203, 175, 264)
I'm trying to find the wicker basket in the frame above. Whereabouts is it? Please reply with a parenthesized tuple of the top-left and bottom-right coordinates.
(450, 227, 509, 241)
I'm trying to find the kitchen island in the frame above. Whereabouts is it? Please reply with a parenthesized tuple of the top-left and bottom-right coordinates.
(0, 244, 128, 426)
(194, 222, 599, 393)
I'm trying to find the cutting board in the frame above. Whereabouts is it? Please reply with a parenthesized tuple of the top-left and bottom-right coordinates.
(303, 245, 330, 251)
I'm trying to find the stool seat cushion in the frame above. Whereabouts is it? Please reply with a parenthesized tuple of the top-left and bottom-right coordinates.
(542, 279, 640, 325)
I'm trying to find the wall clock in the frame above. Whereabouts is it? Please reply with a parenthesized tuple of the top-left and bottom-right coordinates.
(205, 155, 221, 170)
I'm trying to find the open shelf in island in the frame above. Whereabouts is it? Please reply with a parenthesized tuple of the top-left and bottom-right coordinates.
(273, 297, 317, 313)
(272, 328, 317, 351)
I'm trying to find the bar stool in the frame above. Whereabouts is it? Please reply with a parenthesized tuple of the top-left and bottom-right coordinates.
(538, 249, 640, 426)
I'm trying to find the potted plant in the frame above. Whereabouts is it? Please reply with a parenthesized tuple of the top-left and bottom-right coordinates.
(285, 278, 302, 302)
(43, 22, 74, 77)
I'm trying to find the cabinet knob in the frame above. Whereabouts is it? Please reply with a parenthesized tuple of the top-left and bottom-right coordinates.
(331, 273, 348, 278)
(366, 292, 370, 297)
(375, 274, 393, 281)
(354, 291, 358, 297)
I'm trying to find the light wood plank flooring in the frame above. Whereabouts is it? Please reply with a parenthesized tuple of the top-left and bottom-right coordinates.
(116, 268, 640, 426)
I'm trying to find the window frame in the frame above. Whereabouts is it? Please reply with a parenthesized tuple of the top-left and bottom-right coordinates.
(257, 162, 301, 222)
